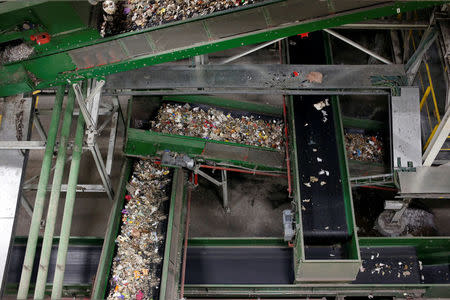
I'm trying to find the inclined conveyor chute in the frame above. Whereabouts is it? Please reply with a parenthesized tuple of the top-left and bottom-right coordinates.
(0, 1, 446, 97)
(289, 96, 361, 282)
(125, 95, 285, 170)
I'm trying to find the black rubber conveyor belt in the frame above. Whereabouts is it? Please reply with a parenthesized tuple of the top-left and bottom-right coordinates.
(7, 245, 100, 285)
(6, 245, 450, 286)
(354, 246, 421, 284)
(185, 247, 294, 284)
(293, 96, 349, 244)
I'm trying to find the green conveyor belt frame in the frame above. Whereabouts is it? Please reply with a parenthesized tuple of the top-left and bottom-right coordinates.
(124, 95, 286, 170)
(0, 0, 448, 97)
(183, 237, 450, 298)
(287, 94, 361, 282)
(90, 158, 186, 299)
(5, 236, 450, 297)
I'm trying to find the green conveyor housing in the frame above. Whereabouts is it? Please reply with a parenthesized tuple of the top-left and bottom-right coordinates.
(0, 0, 447, 97)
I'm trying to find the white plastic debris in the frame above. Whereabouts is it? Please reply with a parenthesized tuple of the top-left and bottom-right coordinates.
(313, 99, 330, 110)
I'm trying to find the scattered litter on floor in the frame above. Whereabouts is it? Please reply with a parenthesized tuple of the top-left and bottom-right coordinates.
(151, 103, 284, 149)
(108, 160, 171, 300)
(345, 132, 384, 163)
(100, 0, 261, 37)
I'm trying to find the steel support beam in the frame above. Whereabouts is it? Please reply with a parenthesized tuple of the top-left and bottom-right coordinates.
(221, 169, 229, 212)
(405, 27, 438, 85)
(32, 114, 47, 142)
(17, 88, 64, 299)
(337, 20, 429, 30)
(52, 107, 85, 299)
(0, 141, 46, 150)
(105, 64, 405, 92)
(89, 143, 114, 201)
(22, 184, 105, 193)
(423, 106, 450, 166)
(194, 167, 229, 211)
(218, 38, 283, 64)
(20, 195, 33, 218)
(72, 80, 114, 201)
(106, 109, 119, 175)
(37, 107, 112, 116)
(33, 87, 75, 299)
(324, 29, 393, 64)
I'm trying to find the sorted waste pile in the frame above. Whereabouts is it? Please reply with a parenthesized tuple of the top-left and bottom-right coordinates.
(151, 103, 284, 149)
(345, 132, 384, 163)
(108, 160, 171, 300)
(100, 0, 260, 36)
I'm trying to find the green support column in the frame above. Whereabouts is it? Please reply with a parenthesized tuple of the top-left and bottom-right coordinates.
(51, 92, 85, 299)
(17, 86, 65, 299)
(33, 88, 75, 299)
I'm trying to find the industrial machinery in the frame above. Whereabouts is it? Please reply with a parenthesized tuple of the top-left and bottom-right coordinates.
(1, 1, 450, 299)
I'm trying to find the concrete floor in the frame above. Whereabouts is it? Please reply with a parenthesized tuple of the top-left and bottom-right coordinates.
(190, 172, 290, 237)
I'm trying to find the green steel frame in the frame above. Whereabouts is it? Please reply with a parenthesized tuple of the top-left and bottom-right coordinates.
(0, 1, 448, 97)
(91, 159, 133, 299)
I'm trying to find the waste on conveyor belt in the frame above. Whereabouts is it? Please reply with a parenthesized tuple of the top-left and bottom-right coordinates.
(345, 132, 384, 163)
(0, 42, 34, 64)
(151, 103, 284, 149)
(108, 160, 171, 300)
(100, 0, 260, 37)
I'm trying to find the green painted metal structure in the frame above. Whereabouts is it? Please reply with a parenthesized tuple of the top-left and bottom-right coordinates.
(0, 1, 448, 97)
(16, 87, 65, 299)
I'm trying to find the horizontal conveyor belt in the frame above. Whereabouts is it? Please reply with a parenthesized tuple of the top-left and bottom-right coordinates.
(354, 246, 421, 284)
(185, 247, 295, 284)
(5, 245, 450, 289)
(7, 245, 101, 285)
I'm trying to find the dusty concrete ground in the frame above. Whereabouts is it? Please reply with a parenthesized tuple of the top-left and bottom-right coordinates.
(189, 172, 291, 237)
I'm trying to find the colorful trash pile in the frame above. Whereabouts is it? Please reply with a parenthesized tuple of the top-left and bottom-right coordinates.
(100, 0, 260, 36)
(151, 103, 284, 150)
(108, 160, 171, 300)
(345, 132, 384, 163)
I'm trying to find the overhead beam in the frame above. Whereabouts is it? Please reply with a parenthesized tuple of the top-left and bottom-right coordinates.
(0, 141, 46, 150)
(104, 64, 405, 92)
(337, 19, 429, 30)
(324, 29, 393, 64)
(405, 27, 438, 85)
(423, 106, 450, 166)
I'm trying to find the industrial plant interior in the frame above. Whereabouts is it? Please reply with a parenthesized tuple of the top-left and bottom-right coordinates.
(1, 1, 450, 299)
